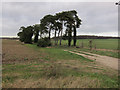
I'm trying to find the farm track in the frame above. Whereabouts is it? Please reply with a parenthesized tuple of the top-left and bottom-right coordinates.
(64, 50, 119, 70)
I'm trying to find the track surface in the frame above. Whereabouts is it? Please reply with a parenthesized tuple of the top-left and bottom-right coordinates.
(64, 50, 119, 70)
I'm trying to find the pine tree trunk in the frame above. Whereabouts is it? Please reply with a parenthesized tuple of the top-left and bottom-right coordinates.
(73, 26, 76, 46)
(40, 30, 42, 39)
(59, 29, 62, 45)
(68, 30, 72, 46)
(54, 30, 57, 45)
(34, 34, 39, 43)
(59, 21, 63, 45)
(49, 28, 51, 40)
(34, 30, 39, 43)
(57, 30, 60, 45)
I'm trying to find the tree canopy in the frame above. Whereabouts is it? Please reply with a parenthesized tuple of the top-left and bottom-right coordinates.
(17, 10, 82, 47)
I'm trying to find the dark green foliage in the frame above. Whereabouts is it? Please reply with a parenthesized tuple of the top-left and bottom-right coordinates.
(33, 24, 40, 43)
(17, 26, 34, 44)
(18, 10, 82, 46)
(40, 15, 56, 40)
(17, 26, 26, 42)
(24, 26, 34, 44)
(59, 10, 82, 46)
(67, 10, 82, 46)
(37, 37, 51, 47)
(17, 32, 25, 42)
(62, 33, 68, 40)
(34, 34, 39, 43)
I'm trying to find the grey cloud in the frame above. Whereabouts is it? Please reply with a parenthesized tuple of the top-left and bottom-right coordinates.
(2, 2, 118, 37)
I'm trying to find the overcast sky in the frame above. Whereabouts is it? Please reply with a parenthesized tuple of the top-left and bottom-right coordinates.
(2, 2, 118, 37)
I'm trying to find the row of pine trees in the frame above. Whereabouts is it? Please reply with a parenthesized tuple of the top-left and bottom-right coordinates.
(17, 10, 82, 46)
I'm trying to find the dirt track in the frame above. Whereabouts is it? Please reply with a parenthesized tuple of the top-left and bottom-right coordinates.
(64, 50, 119, 70)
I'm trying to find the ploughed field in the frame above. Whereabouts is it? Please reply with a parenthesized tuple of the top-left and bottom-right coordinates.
(2, 39, 119, 88)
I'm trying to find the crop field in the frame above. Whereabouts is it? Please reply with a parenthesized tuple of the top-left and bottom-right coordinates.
(58, 39, 119, 50)
(54, 39, 119, 58)
(2, 39, 119, 88)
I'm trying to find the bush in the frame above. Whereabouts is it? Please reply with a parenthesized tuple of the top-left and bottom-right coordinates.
(37, 37, 51, 47)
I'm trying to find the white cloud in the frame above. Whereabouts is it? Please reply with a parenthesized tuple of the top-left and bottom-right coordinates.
(2, 2, 118, 37)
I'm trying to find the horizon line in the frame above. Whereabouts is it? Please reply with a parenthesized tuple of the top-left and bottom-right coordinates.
(0, 35, 119, 38)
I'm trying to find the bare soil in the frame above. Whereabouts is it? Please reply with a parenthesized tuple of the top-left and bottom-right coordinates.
(2, 39, 45, 64)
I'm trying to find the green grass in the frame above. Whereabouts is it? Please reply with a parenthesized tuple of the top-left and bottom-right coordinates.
(71, 48, 119, 58)
(25, 44, 118, 87)
(3, 62, 118, 88)
(64, 69, 118, 88)
(2, 39, 119, 88)
(50, 43, 119, 58)
(58, 39, 119, 50)
(25, 44, 94, 62)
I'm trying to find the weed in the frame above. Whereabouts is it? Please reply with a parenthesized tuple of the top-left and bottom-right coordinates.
(24, 58, 28, 61)
(42, 64, 63, 78)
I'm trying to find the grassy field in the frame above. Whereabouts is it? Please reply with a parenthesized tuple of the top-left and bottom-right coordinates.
(57, 39, 119, 50)
(68, 48, 119, 58)
(52, 39, 119, 58)
(2, 39, 119, 88)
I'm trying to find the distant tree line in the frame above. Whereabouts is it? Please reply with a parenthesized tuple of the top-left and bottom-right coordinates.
(17, 10, 82, 47)
(60, 35, 120, 39)
(75, 35, 120, 39)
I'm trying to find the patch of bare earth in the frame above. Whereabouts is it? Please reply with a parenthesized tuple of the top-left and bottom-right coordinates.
(2, 39, 45, 64)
